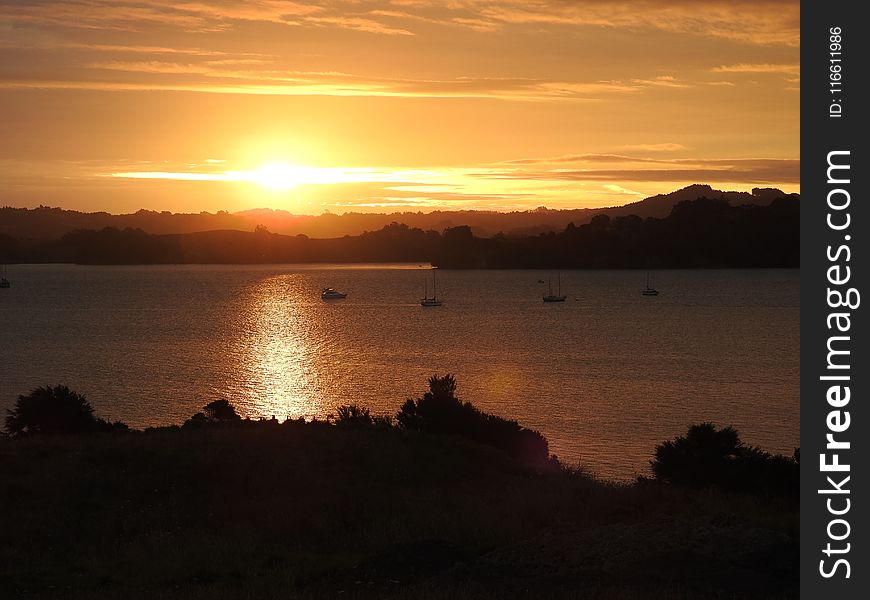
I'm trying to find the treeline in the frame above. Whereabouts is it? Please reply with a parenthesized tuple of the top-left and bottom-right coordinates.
(435, 196, 799, 268)
(0, 196, 799, 268)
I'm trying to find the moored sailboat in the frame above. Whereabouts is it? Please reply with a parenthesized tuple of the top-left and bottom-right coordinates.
(641, 272, 659, 296)
(543, 273, 566, 302)
(420, 269, 442, 307)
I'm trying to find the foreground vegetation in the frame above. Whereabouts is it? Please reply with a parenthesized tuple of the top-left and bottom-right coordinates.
(1, 379, 798, 599)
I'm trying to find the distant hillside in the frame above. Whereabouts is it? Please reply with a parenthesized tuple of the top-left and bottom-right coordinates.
(603, 184, 797, 218)
(0, 196, 799, 268)
(1, 185, 797, 240)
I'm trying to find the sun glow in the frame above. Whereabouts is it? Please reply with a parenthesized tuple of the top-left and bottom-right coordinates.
(249, 163, 316, 191)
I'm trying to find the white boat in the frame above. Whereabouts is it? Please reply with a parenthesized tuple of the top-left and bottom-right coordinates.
(641, 272, 659, 296)
(321, 287, 347, 300)
(420, 269, 442, 307)
(543, 273, 566, 302)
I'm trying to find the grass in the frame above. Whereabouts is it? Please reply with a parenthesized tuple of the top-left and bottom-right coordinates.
(0, 421, 798, 599)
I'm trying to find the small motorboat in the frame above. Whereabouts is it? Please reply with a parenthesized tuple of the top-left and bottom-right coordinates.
(321, 287, 347, 300)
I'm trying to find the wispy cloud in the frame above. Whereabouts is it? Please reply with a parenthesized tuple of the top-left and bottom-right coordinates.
(459, 0, 800, 46)
(0, 0, 800, 44)
(619, 143, 689, 152)
(0, 1, 324, 32)
(480, 156, 800, 185)
(304, 15, 414, 36)
(711, 63, 800, 75)
(629, 75, 689, 88)
(0, 1, 416, 36)
(603, 184, 644, 196)
(0, 62, 682, 101)
(501, 154, 664, 165)
(710, 63, 800, 88)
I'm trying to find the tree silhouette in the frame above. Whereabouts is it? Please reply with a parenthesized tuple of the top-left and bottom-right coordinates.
(5, 385, 126, 436)
(397, 375, 549, 464)
(651, 423, 743, 486)
(203, 399, 241, 421)
(651, 423, 798, 495)
(184, 399, 242, 427)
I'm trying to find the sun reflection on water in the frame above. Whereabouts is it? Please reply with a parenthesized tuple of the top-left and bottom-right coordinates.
(236, 275, 325, 421)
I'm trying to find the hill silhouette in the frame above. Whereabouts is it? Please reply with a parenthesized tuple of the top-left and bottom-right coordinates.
(1, 184, 797, 240)
(0, 194, 799, 268)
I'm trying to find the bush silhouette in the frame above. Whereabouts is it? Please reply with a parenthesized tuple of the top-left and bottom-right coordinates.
(334, 404, 374, 427)
(651, 423, 798, 495)
(397, 374, 549, 464)
(5, 385, 127, 436)
(184, 399, 242, 428)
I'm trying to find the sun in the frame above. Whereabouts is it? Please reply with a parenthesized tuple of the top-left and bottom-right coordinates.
(249, 163, 314, 191)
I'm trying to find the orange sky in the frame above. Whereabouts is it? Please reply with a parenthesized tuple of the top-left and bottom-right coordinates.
(0, 0, 799, 214)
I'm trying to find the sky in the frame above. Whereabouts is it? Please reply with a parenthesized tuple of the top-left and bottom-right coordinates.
(0, 0, 800, 215)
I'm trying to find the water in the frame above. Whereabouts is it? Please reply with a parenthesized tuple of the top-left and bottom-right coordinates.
(0, 264, 799, 480)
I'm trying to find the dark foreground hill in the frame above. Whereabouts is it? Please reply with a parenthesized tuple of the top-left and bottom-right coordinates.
(1, 423, 797, 599)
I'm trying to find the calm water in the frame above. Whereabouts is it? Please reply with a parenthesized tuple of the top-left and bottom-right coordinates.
(0, 264, 799, 479)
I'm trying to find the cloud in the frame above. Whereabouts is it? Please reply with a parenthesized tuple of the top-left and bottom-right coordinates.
(502, 154, 664, 165)
(619, 143, 689, 152)
(454, 0, 799, 46)
(0, 1, 800, 45)
(711, 63, 800, 75)
(481, 156, 800, 184)
(0, 1, 407, 34)
(708, 63, 800, 88)
(603, 184, 644, 196)
(303, 15, 414, 36)
(1, 2, 799, 102)
(1, 58, 674, 101)
(629, 75, 689, 88)
(0, 1, 227, 32)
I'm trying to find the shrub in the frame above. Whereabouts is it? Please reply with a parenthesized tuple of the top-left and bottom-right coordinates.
(650, 423, 798, 495)
(335, 404, 374, 427)
(5, 385, 128, 436)
(396, 374, 549, 464)
(184, 399, 242, 428)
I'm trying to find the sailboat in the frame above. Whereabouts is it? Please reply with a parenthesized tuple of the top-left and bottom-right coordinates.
(543, 273, 567, 302)
(0, 265, 10, 289)
(420, 268, 442, 307)
(641, 272, 659, 296)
